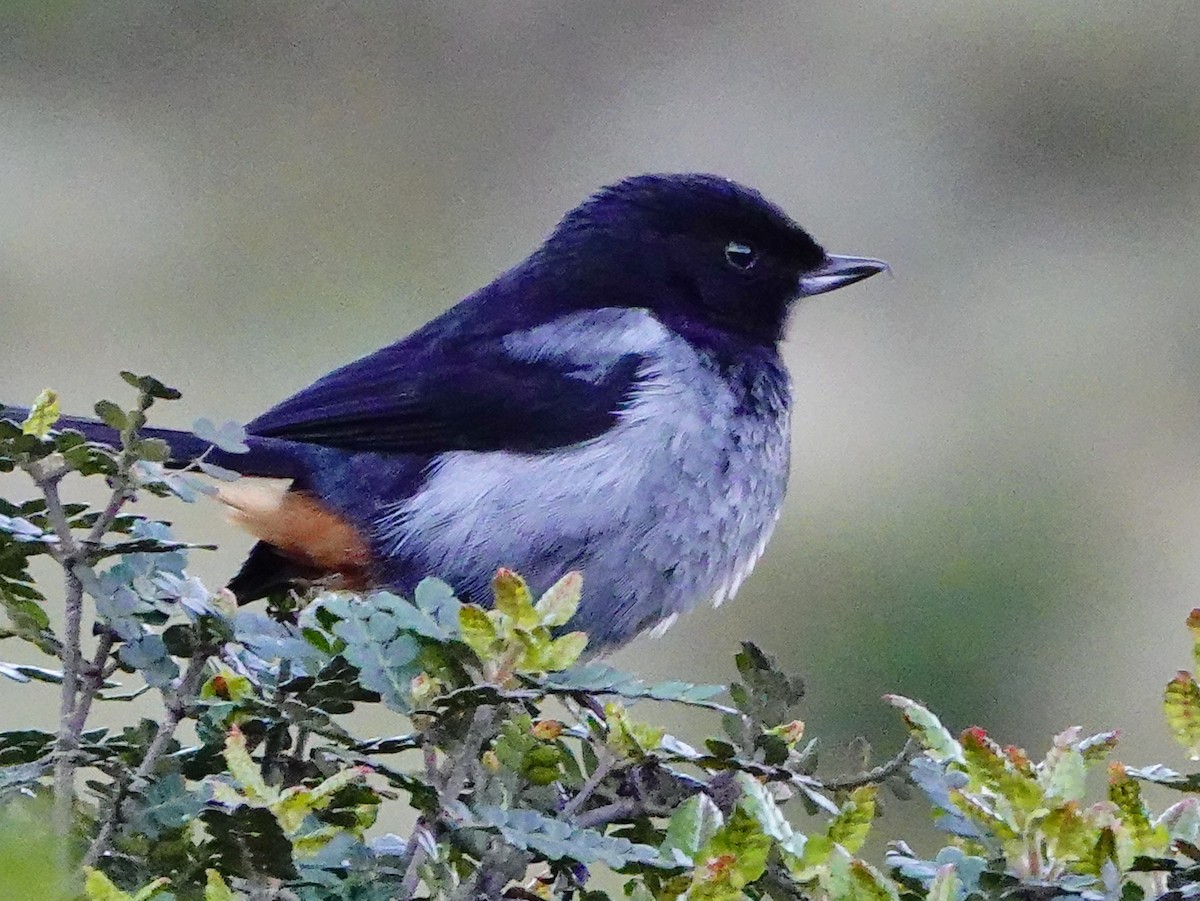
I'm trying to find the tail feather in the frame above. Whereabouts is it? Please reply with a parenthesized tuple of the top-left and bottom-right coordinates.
(0, 405, 304, 480)
(2, 404, 366, 603)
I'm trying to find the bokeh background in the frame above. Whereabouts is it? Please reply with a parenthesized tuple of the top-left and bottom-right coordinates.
(4, 0, 1200, 843)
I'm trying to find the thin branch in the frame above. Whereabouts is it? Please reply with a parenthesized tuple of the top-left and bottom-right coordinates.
(398, 820, 433, 899)
(560, 748, 617, 821)
(27, 460, 87, 848)
(401, 706, 502, 899)
(83, 475, 133, 547)
(62, 630, 116, 744)
(29, 445, 133, 847)
(820, 738, 916, 792)
(83, 650, 211, 868)
(573, 797, 674, 831)
(453, 836, 529, 901)
(439, 705, 498, 800)
(293, 726, 310, 764)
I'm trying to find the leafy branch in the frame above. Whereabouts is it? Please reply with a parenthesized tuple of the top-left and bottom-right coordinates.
(6, 379, 1200, 900)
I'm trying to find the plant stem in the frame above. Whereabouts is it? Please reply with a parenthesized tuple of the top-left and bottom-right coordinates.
(821, 738, 915, 791)
(398, 820, 432, 899)
(82, 650, 211, 867)
(27, 460, 86, 850)
(62, 630, 116, 746)
(560, 749, 616, 821)
(573, 797, 674, 831)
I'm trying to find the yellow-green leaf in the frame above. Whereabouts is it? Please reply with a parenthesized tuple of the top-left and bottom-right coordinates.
(273, 766, 368, 833)
(1040, 802, 1093, 862)
(535, 570, 583, 627)
(83, 870, 171, 901)
(884, 695, 963, 763)
(662, 793, 725, 862)
(1108, 763, 1167, 854)
(959, 727, 1042, 817)
(492, 568, 538, 628)
(200, 669, 254, 702)
(848, 858, 901, 901)
(1164, 671, 1200, 759)
(1188, 609, 1200, 671)
(131, 878, 172, 901)
(458, 604, 498, 658)
(1041, 745, 1086, 803)
(84, 869, 132, 901)
(22, 389, 60, 437)
(291, 824, 344, 855)
(1083, 825, 1121, 876)
(224, 725, 273, 802)
(827, 784, 876, 854)
(793, 833, 834, 874)
(734, 771, 807, 856)
(204, 870, 235, 901)
(605, 701, 664, 758)
(544, 631, 588, 671)
(301, 764, 370, 807)
(691, 808, 771, 900)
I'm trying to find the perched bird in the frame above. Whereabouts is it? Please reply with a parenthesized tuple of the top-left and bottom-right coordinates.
(4, 174, 887, 650)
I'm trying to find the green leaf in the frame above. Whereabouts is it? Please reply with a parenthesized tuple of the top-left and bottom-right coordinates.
(885, 695, 963, 763)
(93, 399, 128, 432)
(224, 725, 273, 803)
(120, 371, 181, 401)
(1077, 730, 1121, 762)
(691, 807, 771, 899)
(729, 642, 805, 728)
(825, 784, 877, 855)
(535, 570, 582, 627)
(1040, 803, 1094, 866)
(1040, 733, 1087, 803)
(200, 806, 298, 880)
(83, 870, 171, 901)
(848, 858, 901, 901)
(1108, 762, 1167, 854)
(21, 390, 59, 438)
(1188, 608, 1200, 672)
(204, 870, 236, 901)
(959, 726, 1042, 817)
(493, 567, 539, 629)
(83, 869, 133, 901)
(1164, 671, 1200, 758)
(459, 604, 498, 658)
(544, 630, 588, 671)
(472, 805, 664, 869)
(531, 664, 731, 712)
(131, 877, 173, 901)
(662, 793, 725, 863)
(134, 438, 171, 462)
(605, 701, 663, 758)
(322, 594, 423, 712)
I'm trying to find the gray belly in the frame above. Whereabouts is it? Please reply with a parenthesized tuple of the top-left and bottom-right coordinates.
(373, 331, 792, 650)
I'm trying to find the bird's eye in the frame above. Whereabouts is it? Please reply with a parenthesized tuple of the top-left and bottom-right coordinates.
(724, 241, 757, 270)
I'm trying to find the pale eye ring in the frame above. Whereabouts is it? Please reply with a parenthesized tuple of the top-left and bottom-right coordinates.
(724, 241, 757, 270)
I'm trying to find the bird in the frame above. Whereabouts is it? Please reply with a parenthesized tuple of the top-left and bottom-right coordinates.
(3, 173, 887, 651)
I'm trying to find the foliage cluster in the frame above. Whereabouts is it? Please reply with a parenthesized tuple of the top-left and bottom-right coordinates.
(4, 380, 1200, 900)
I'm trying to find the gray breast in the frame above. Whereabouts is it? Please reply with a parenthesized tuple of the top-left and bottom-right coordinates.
(374, 309, 792, 650)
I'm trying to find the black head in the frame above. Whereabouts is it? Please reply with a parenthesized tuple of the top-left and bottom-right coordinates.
(541, 173, 887, 347)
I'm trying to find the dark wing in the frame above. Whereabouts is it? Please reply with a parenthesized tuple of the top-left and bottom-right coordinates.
(245, 323, 646, 454)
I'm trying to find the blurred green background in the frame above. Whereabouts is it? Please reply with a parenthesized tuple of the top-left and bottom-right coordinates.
(3, 0, 1200, 832)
